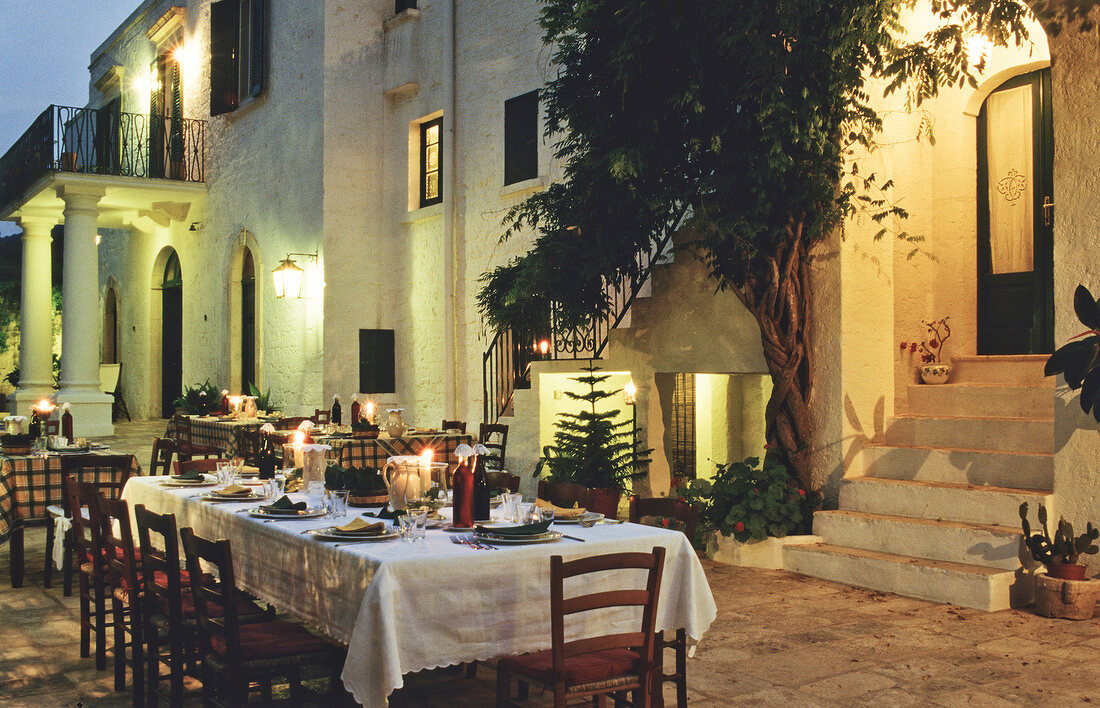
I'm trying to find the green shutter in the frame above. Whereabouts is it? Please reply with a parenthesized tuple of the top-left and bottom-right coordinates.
(210, 0, 240, 116)
(248, 0, 266, 99)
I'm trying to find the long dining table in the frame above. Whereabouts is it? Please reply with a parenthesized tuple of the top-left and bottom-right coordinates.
(122, 476, 717, 707)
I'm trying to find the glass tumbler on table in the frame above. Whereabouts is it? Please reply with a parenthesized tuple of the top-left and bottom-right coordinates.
(332, 490, 349, 518)
(306, 481, 326, 511)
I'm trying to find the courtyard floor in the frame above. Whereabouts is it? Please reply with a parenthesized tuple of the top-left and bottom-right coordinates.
(0, 420, 1095, 706)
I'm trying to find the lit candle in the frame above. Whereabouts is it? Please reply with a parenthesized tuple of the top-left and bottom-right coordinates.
(227, 395, 244, 416)
(418, 448, 433, 498)
(292, 430, 306, 468)
(365, 401, 375, 424)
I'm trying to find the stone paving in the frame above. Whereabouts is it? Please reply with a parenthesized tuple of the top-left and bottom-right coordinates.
(0, 420, 1094, 706)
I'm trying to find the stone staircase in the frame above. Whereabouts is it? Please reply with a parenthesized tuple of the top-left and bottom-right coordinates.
(786, 354, 1054, 611)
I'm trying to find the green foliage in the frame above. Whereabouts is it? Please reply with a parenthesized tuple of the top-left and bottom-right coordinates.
(248, 382, 276, 414)
(1020, 502, 1099, 567)
(1044, 284, 1100, 421)
(173, 380, 222, 415)
(537, 365, 650, 491)
(699, 456, 819, 542)
(5, 353, 61, 390)
(323, 463, 385, 493)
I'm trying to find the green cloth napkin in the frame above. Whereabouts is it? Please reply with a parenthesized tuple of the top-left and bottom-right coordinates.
(261, 495, 307, 514)
(171, 470, 205, 481)
(476, 520, 552, 536)
(363, 507, 405, 521)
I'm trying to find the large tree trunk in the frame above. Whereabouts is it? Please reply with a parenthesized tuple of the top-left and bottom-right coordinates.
(732, 215, 815, 490)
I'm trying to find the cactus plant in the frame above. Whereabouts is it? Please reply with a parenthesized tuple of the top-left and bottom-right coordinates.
(1020, 502, 1099, 568)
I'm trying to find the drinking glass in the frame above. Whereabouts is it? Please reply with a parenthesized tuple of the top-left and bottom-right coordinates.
(398, 513, 415, 542)
(216, 463, 236, 488)
(306, 481, 326, 510)
(519, 502, 535, 524)
(409, 506, 428, 541)
(232, 456, 245, 477)
(503, 493, 523, 522)
(538, 507, 555, 523)
(332, 490, 349, 518)
(273, 472, 287, 496)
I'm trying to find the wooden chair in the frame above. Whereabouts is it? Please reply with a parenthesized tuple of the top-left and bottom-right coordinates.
(100, 362, 131, 422)
(496, 547, 667, 707)
(538, 480, 590, 510)
(236, 427, 262, 466)
(274, 416, 312, 431)
(173, 458, 231, 476)
(135, 505, 270, 707)
(485, 470, 520, 493)
(46, 454, 133, 596)
(45, 418, 60, 436)
(180, 528, 345, 706)
(313, 409, 330, 424)
(441, 420, 467, 433)
(150, 437, 176, 476)
(629, 497, 700, 708)
(478, 422, 509, 471)
(65, 476, 116, 672)
(171, 414, 221, 462)
(99, 496, 144, 703)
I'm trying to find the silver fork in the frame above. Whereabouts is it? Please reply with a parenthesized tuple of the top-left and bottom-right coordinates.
(465, 534, 498, 550)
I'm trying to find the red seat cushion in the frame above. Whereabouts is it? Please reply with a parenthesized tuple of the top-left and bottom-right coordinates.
(209, 621, 333, 660)
(161, 592, 261, 619)
(503, 648, 641, 687)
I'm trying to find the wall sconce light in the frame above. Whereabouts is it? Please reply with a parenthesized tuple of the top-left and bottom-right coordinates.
(272, 252, 317, 299)
(624, 379, 637, 405)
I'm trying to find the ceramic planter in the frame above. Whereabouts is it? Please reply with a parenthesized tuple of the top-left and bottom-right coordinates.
(919, 363, 951, 384)
(1048, 562, 1088, 581)
(1033, 572, 1099, 620)
(584, 487, 622, 518)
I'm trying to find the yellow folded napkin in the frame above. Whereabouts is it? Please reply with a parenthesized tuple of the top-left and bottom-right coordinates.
(214, 484, 252, 497)
(334, 518, 385, 534)
(535, 498, 586, 518)
(239, 465, 260, 477)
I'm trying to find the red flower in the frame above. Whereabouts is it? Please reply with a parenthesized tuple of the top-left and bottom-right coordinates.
(910, 343, 918, 352)
(753, 487, 759, 494)
(798, 489, 805, 496)
(735, 521, 746, 532)
(661, 518, 670, 527)
(899, 342, 908, 350)
(929, 338, 939, 348)
(763, 443, 771, 450)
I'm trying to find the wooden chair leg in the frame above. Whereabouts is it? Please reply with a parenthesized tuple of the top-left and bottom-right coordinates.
(518, 680, 529, 701)
(145, 626, 160, 708)
(200, 659, 215, 708)
(675, 629, 687, 708)
(79, 571, 91, 658)
(113, 596, 126, 690)
(94, 575, 108, 671)
(495, 663, 511, 708)
(131, 610, 145, 708)
(62, 529, 74, 596)
(466, 660, 478, 679)
(44, 521, 55, 588)
(9, 527, 24, 588)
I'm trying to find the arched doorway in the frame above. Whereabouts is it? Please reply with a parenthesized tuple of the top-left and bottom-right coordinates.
(161, 251, 183, 417)
(240, 249, 256, 390)
(102, 284, 118, 365)
(977, 68, 1054, 354)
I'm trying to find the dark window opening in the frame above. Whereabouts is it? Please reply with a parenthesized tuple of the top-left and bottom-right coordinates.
(241, 249, 256, 390)
(420, 117, 442, 208)
(395, 0, 417, 13)
(670, 373, 696, 479)
(359, 329, 396, 394)
(504, 90, 539, 185)
(210, 0, 266, 116)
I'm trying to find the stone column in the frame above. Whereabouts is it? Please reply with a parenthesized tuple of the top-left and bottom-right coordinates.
(55, 184, 114, 436)
(10, 215, 57, 415)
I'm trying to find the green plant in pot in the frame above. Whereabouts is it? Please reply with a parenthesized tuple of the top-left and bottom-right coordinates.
(1019, 502, 1098, 581)
(700, 455, 819, 543)
(535, 365, 650, 517)
(324, 464, 388, 506)
(173, 380, 223, 415)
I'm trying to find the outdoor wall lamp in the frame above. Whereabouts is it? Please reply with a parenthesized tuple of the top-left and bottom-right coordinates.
(273, 252, 318, 299)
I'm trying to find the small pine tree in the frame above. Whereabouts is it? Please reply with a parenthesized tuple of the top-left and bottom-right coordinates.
(539, 365, 650, 491)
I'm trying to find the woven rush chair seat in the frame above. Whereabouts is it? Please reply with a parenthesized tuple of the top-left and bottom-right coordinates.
(496, 547, 666, 708)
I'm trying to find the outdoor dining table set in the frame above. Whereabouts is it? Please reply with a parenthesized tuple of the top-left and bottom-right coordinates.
(122, 473, 718, 707)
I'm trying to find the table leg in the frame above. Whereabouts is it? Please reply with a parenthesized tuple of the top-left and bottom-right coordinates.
(9, 527, 24, 588)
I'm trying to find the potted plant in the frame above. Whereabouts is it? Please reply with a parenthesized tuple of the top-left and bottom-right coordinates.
(536, 365, 649, 517)
(173, 380, 223, 415)
(1019, 502, 1099, 620)
(1045, 284, 1100, 418)
(900, 316, 951, 384)
(324, 464, 388, 507)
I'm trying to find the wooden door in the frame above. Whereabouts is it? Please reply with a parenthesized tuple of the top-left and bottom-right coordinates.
(161, 253, 183, 417)
(977, 69, 1054, 354)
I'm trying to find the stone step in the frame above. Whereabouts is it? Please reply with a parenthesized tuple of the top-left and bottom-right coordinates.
(949, 354, 1050, 385)
(839, 477, 1054, 527)
(784, 543, 1031, 611)
(883, 415, 1053, 454)
(907, 383, 1053, 420)
(812, 509, 1031, 571)
(856, 444, 1053, 490)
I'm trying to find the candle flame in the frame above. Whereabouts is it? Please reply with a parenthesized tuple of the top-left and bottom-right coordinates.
(419, 449, 433, 465)
(292, 430, 306, 446)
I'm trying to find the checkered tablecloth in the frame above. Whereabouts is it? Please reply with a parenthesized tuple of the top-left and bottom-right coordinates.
(0, 451, 141, 542)
(283, 433, 474, 469)
(164, 416, 262, 457)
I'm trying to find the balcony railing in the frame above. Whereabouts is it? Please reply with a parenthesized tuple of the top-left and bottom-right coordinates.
(0, 104, 206, 211)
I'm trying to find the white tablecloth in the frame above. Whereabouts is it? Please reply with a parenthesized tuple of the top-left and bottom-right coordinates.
(122, 477, 717, 707)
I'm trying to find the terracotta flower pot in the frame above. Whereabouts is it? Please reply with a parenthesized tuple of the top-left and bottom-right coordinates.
(584, 487, 622, 518)
(1048, 562, 1088, 581)
(1033, 572, 1099, 620)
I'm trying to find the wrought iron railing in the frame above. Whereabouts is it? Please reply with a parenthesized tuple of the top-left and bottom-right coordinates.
(0, 104, 206, 212)
(482, 207, 688, 423)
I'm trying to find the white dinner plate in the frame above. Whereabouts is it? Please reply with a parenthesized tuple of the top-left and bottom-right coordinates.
(475, 530, 563, 544)
(306, 528, 399, 542)
(551, 512, 604, 525)
(198, 492, 267, 502)
(162, 479, 215, 488)
(248, 506, 326, 519)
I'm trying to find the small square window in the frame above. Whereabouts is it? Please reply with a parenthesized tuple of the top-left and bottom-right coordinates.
(420, 118, 443, 208)
(395, 0, 417, 12)
(504, 90, 539, 185)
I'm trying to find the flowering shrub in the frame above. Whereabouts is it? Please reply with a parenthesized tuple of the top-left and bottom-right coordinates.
(900, 317, 951, 364)
(700, 456, 818, 543)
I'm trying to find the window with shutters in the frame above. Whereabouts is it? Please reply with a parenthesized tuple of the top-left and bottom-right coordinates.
(210, 0, 266, 116)
(420, 118, 442, 208)
(504, 90, 539, 185)
(359, 330, 396, 394)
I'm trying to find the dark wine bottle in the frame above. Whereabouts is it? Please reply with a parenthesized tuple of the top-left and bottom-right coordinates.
(257, 434, 275, 479)
(473, 455, 490, 522)
(331, 395, 342, 425)
(61, 408, 74, 444)
(28, 409, 41, 439)
(351, 397, 361, 425)
(452, 457, 475, 528)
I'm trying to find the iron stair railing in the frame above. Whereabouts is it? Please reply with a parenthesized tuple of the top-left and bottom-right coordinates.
(482, 206, 688, 423)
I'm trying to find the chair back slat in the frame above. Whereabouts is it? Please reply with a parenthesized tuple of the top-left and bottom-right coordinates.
(60, 454, 133, 498)
(629, 496, 699, 541)
(549, 546, 666, 681)
(134, 504, 186, 627)
(100, 496, 140, 602)
(485, 470, 519, 493)
(236, 427, 261, 465)
(150, 437, 175, 476)
(64, 476, 99, 564)
(477, 422, 508, 471)
(274, 416, 311, 430)
(313, 409, 330, 424)
(441, 420, 467, 433)
(180, 528, 243, 666)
